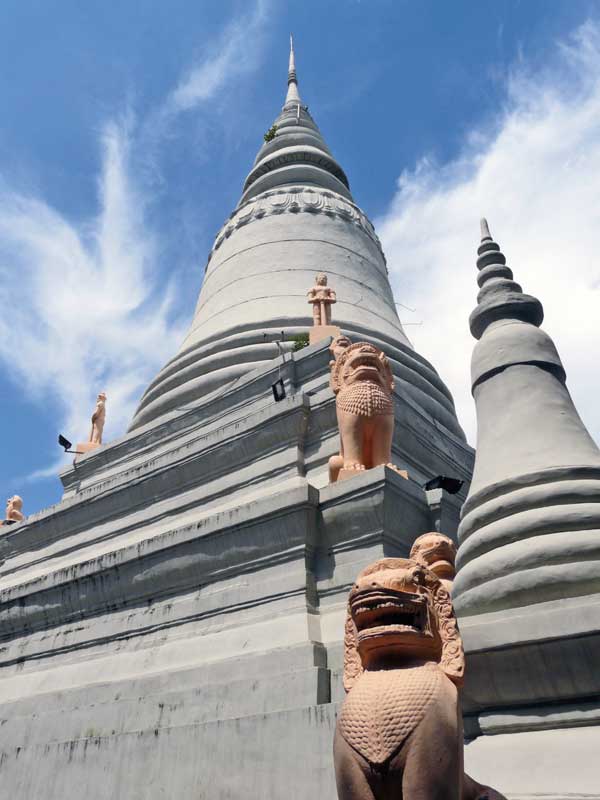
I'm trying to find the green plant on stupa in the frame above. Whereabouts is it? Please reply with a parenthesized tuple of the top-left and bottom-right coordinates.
(263, 124, 278, 143)
(291, 333, 309, 352)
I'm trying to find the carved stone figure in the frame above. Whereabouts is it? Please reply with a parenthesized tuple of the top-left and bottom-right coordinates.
(327, 336, 353, 482)
(76, 392, 107, 458)
(90, 392, 107, 444)
(3, 496, 24, 525)
(335, 557, 506, 800)
(335, 557, 465, 799)
(328, 340, 405, 482)
(409, 534, 507, 800)
(307, 273, 341, 345)
(330, 334, 352, 361)
(410, 531, 457, 592)
(307, 272, 336, 326)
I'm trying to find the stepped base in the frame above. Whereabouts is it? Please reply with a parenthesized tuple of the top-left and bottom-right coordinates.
(0, 467, 462, 799)
(0, 343, 472, 799)
(0, 704, 339, 800)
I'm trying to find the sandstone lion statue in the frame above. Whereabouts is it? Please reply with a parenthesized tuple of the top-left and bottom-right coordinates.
(335, 557, 506, 800)
(328, 339, 402, 482)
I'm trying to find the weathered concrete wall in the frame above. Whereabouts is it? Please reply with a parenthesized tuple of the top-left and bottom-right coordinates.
(1, 705, 339, 800)
(0, 470, 447, 798)
(0, 342, 471, 798)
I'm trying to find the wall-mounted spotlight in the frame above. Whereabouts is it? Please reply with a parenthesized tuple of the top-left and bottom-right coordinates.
(265, 331, 288, 402)
(423, 475, 464, 495)
(272, 378, 286, 402)
(58, 435, 83, 455)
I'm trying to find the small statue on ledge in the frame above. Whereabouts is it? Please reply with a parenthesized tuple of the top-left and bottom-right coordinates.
(307, 272, 336, 326)
(90, 392, 107, 444)
(76, 392, 107, 458)
(3, 495, 25, 526)
(307, 273, 341, 345)
(328, 337, 406, 483)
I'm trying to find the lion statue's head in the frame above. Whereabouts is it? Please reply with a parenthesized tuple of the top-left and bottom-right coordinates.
(330, 342, 394, 395)
(329, 334, 353, 362)
(343, 557, 464, 691)
(410, 532, 456, 584)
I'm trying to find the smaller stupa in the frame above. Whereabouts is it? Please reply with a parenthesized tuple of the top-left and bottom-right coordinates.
(454, 219, 600, 798)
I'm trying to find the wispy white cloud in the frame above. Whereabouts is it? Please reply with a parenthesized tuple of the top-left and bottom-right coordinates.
(0, 118, 186, 473)
(167, 1, 269, 113)
(0, 2, 271, 487)
(378, 19, 600, 446)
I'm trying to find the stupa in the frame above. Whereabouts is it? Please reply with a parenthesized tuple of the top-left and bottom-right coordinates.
(0, 43, 474, 798)
(457, 221, 600, 797)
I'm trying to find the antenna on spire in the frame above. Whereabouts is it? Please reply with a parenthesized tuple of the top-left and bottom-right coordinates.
(285, 34, 301, 105)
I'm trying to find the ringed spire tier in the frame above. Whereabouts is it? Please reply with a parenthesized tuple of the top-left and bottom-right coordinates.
(130, 42, 464, 439)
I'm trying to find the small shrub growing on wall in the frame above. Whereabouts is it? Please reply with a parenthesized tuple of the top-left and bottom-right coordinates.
(263, 125, 278, 143)
(291, 333, 309, 352)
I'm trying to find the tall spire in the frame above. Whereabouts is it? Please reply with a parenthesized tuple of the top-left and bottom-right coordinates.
(285, 33, 301, 106)
(238, 37, 350, 204)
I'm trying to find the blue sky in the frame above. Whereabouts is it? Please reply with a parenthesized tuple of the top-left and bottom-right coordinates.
(1, 0, 599, 516)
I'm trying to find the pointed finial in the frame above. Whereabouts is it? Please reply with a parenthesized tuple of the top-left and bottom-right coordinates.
(285, 34, 301, 105)
(470, 219, 543, 339)
(288, 34, 296, 84)
(480, 217, 492, 242)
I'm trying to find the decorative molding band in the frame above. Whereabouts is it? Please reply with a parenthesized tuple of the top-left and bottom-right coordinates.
(208, 187, 386, 264)
(244, 149, 349, 192)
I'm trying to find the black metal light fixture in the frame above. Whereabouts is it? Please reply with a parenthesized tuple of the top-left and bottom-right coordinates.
(268, 331, 287, 402)
(423, 475, 464, 495)
(58, 434, 83, 454)
(272, 379, 286, 402)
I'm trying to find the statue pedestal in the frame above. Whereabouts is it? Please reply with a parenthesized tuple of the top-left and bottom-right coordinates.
(337, 466, 408, 483)
(309, 325, 340, 345)
(75, 442, 101, 460)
